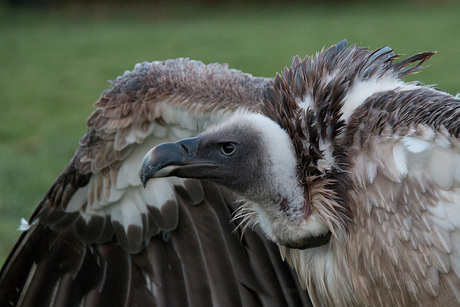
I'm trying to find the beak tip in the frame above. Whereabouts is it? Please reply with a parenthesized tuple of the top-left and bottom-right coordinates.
(141, 177, 148, 189)
(139, 158, 154, 188)
(139, 171, 148, 188)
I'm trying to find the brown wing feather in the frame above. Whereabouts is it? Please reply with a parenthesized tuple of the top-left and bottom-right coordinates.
(0, 184, 312, 306)
(0, 58, 311, 306)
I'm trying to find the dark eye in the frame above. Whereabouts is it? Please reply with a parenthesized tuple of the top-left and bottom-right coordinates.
(220, 142, 236, 156)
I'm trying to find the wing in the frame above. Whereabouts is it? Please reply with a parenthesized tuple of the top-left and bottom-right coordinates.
(346, 85, 460, 305)
(0, 59, 312, 307)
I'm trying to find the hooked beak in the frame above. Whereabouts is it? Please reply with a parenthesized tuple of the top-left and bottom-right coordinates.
(139, 137, 217, 187)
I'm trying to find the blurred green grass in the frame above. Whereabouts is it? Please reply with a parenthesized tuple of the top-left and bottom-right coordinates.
(1, 1, 460, 265)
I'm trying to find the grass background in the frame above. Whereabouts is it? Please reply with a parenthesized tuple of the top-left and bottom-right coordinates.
(1, 1, 460, 265)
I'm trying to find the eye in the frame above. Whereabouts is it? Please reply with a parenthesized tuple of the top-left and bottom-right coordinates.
(220, 142, 236, 156)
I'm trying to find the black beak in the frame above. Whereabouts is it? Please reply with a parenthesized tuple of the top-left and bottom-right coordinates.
(140, 137, 216, 188)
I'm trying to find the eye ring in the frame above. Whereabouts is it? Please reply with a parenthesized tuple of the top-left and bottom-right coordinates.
(220, 142, 236, 156)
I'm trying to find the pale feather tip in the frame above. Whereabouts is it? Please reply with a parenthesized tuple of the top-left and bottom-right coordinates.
(17, 218, 31, 231)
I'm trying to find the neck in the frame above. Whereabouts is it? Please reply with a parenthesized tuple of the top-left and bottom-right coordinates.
(279, 235, 361, 306)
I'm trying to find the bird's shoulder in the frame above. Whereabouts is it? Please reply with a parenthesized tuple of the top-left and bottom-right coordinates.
(344, 84, 460, 304)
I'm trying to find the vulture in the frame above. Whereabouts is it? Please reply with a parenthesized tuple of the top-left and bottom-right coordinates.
(1, 40, 459, 307)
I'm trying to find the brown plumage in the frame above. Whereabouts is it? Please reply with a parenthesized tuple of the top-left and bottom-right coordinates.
(2, 41, 460, 307)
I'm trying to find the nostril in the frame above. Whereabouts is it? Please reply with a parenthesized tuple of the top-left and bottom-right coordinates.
(180, 143, 189, 155)
(175, 137, 200, 157)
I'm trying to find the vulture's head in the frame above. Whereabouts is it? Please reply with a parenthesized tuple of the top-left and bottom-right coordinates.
(141, 111, 337, 249)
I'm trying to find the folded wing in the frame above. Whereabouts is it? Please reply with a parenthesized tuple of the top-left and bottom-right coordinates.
(347, 86, 460, 305)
